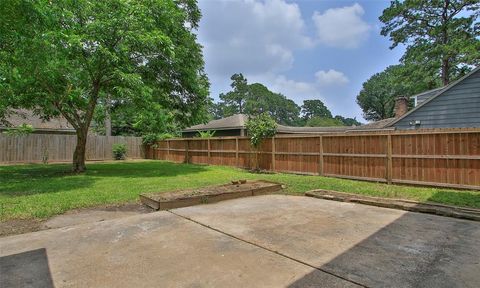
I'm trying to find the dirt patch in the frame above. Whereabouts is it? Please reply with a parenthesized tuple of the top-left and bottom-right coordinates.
(140, 180, 283, 210)
(0, 202, 153, 237)
(0, 219, 44, 237)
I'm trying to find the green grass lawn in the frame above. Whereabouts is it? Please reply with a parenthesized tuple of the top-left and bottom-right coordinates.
(1, 160, 479, 221)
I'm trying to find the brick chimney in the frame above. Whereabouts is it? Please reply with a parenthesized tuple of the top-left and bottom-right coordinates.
(394, 96, 408, 118)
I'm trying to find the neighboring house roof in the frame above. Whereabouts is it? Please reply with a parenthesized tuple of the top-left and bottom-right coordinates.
(183, 114, 354, 135)
(410, 87, 445, 106)
(182, 114, 249, 132)
(0, 109, 75, 133)
(347, 118, 396, 131)
(277, 125, 350, 134)
(388, 66, 480, 128)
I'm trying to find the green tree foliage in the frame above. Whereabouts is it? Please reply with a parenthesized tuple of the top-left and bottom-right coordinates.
(209, 102, 226, 120)
(197, 130, 216, 138)
(215, 75, 301, 126)
(219, 73, 249, 114)
(245, 83, 301, 126)
(245, 113, 277, 149)
(246, 113, 277, 171)
(214, 74, 361, 127)
(380, 0, 480, 86)
(142, 132, 177, 146)
(112, 143, 127, 160)
(333, 115, 361, 126)
(357, 65, 420, 121)
(0, 0, 209, 172)
(94, 102, 181, 136)
(306, 117, 344, 127)
(3, 123, 35, 135)
(301, 100, 332, 120)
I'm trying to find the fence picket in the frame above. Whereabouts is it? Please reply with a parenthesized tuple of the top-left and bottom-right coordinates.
(146, 128, 480, 190)
(0, 134, 143, 164)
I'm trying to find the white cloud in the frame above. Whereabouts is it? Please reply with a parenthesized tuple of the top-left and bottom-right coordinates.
(312, 3, 371, 49)
(198, 0, 312, 76)
(315, 69, 349, 86)
(268, 75, 322, 102)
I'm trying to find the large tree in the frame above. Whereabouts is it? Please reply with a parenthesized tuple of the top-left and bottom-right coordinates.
(333, 115, 362, 126)
(301, 100, 332, 120)
(245, 83, 301, 126)
(0, 0, 209, 172)
(380, 0, 480, 86)
(219, 73, 249, 114)
(215, 75, 301, 126)
(356, 65, 422, 121)
(305, 117, 344, 127)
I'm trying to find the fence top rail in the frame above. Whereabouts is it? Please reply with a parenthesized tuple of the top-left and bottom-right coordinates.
(166, 136, 251, 141)
(157, 127, 480, 142)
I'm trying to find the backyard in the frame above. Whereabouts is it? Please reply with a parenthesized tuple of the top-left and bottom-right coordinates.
(1, 160, 479, 221)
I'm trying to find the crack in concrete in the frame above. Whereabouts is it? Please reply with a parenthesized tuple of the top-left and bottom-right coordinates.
(167, 210, 369, 288)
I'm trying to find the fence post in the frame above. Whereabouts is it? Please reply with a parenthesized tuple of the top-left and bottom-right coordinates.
(318, 136, 324, 176)
(167, 140, 170, 161)
(235, 138, 239, 167)
(386, 134, 392, 184)
(207, 138, 211, 164)
(185, 140, 189, 164)
(271, 137, 276, 171)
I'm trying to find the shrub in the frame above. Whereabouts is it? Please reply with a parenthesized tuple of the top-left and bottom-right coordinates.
(112, 143, 127, 160)
(245, 113, 277, 171)
(3, 123, 35, 135)
(245, 113, 277, 148)
(158, 132, 176, 140)
(197, 130, 216, 138)
(142, 132, 177, 146)
(142, 133, 160, 146)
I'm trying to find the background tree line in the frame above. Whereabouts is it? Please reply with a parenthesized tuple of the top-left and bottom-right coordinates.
(357, 0, 479, 121)
(210, 73, 361, 127)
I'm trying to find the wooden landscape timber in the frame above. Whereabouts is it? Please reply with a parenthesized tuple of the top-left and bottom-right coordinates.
(139, 180, 284, 210)
(305, 189, 480, 221)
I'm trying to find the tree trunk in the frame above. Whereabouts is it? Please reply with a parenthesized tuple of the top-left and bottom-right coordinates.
(72, 128, 88, 172)
(441, 58, 450, 86)
(104, 94, 112, 136)
(441, 1, 450, 86)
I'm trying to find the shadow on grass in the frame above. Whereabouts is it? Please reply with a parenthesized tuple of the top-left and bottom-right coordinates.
(426, 190, 480, 209)
(82, 161, 208, 178)
(0, 161, 207, 197)
(0, 248, 55, 288)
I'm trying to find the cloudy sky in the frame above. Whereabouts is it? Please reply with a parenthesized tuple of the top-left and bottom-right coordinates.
(197, 0, 406, 122)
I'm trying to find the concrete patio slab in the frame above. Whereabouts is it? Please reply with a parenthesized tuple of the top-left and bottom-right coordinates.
(0, 207, 355, 288)
(1, 195, 479, 288)
(174, 195, 480, 288)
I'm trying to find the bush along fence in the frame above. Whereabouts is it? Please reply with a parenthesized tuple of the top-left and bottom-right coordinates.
(0, 134, 143, 164)
(146, 128, 480, 191)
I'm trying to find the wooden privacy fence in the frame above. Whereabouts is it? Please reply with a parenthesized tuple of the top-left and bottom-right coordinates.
(0, 134, 144, 164)
(146, 128, 480, 190)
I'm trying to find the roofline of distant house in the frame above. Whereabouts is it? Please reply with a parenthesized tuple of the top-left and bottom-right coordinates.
(389, 66, 480, 127)
(345, 127, 395, 133)
(182, 126, 245, 132)
(408, 87, 444, 99)
(0, 126, 75, 132)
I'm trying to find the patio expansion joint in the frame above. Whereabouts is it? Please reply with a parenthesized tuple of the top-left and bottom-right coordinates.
(167, 209, 369, 288)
